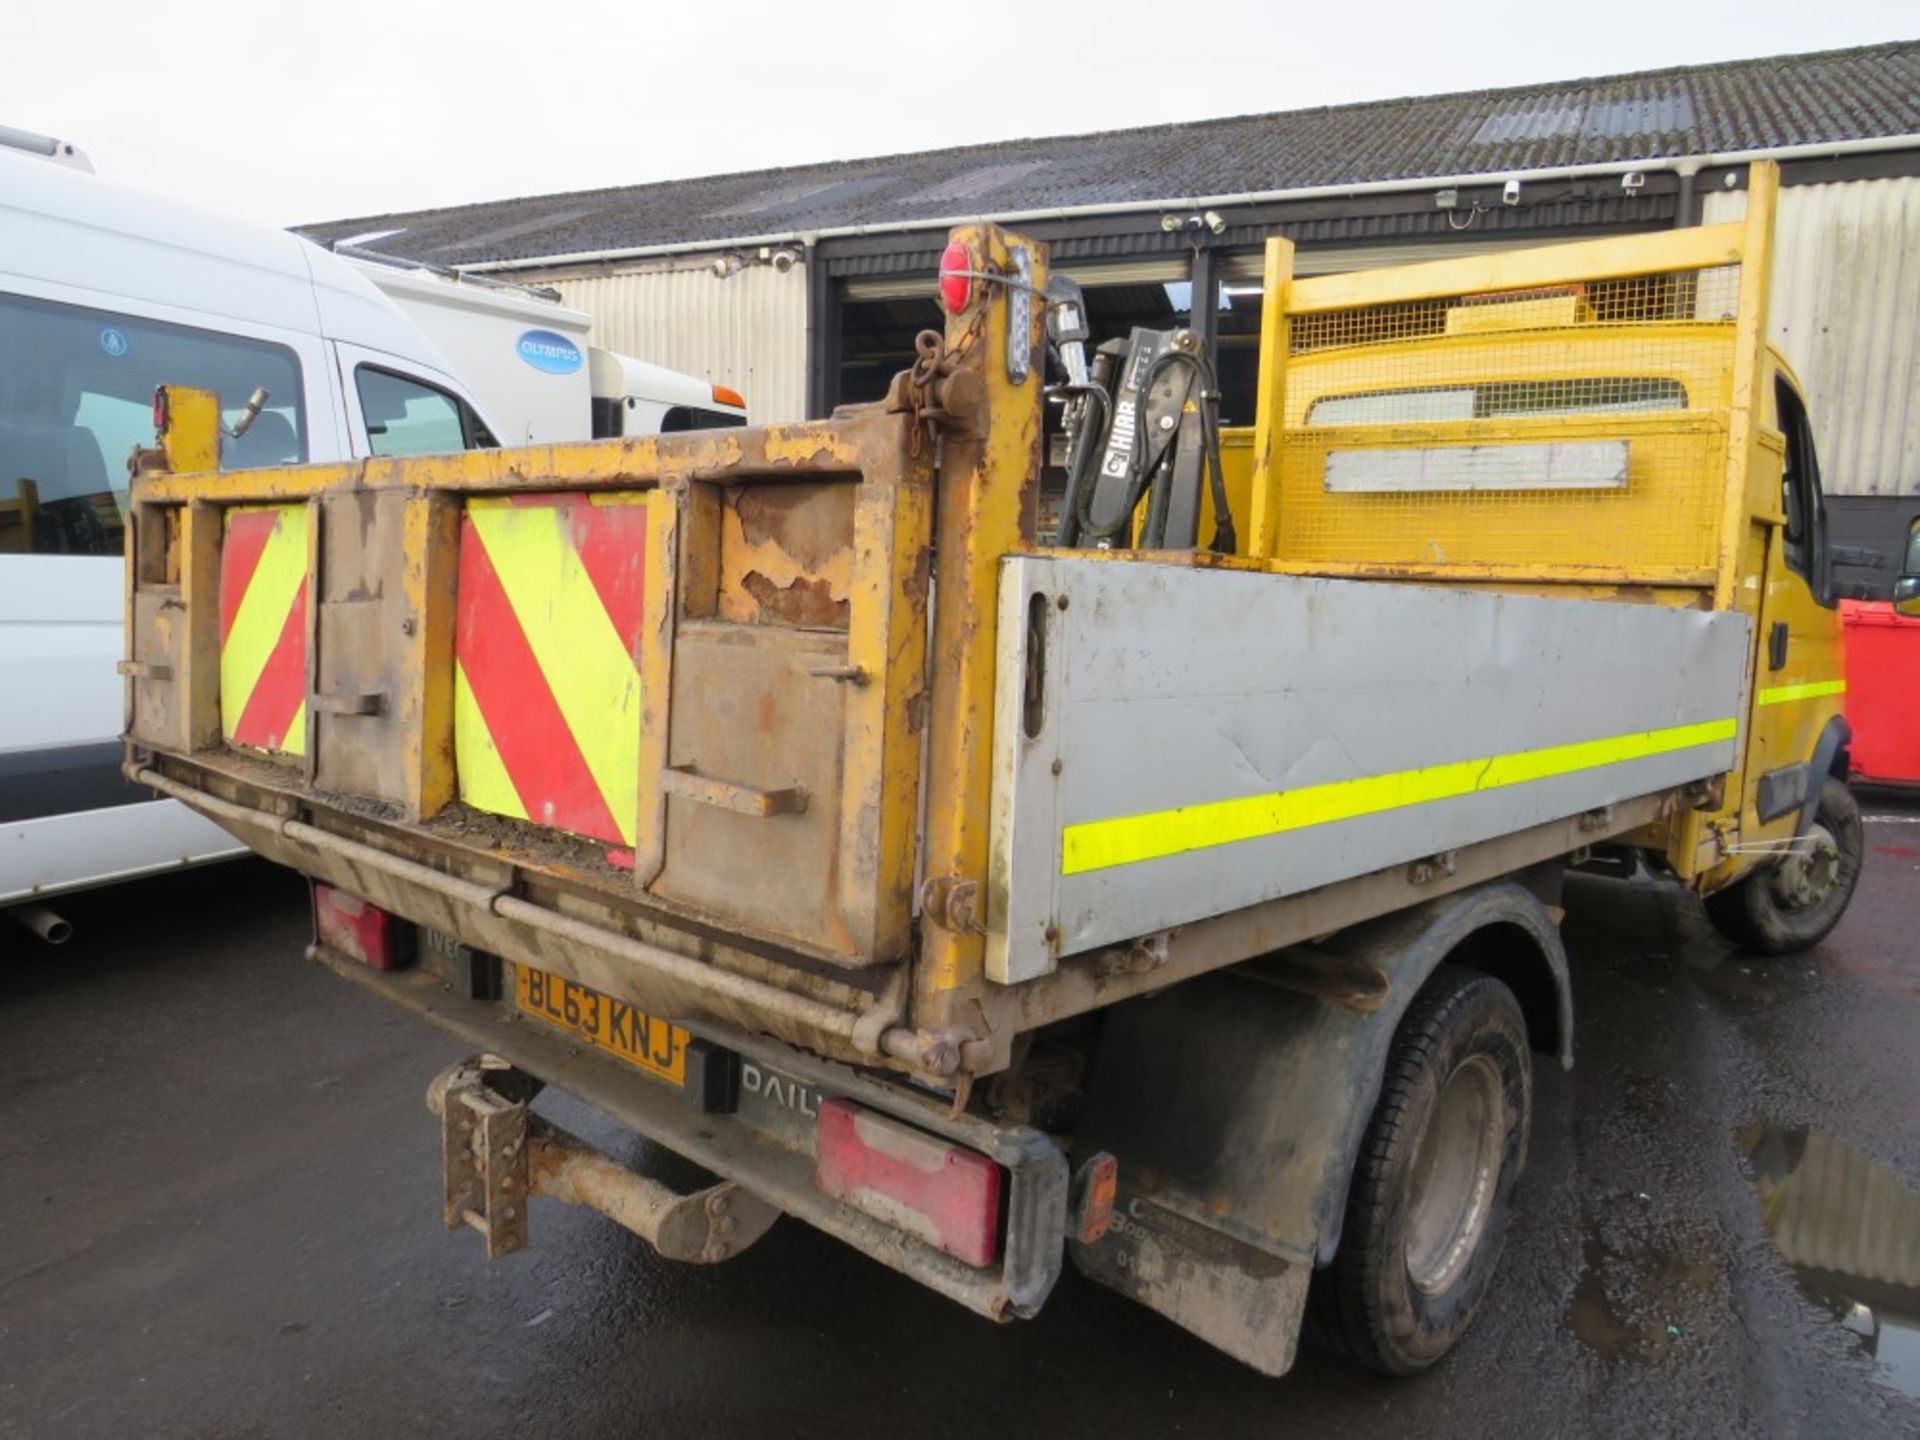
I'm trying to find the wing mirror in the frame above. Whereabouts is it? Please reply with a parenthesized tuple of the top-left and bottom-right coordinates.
(1895, 516, 1920, 618)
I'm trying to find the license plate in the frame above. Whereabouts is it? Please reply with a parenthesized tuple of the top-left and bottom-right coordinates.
(514, 966, 688, 1087)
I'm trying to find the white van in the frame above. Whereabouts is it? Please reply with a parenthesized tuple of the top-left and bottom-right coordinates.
(336, 248, 748, 443)
(0, 133, 503, 920)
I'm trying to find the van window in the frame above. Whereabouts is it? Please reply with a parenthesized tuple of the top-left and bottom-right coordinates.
(659, 405, 748, 433)
(0, 292, 304, 557)
(355, 366, 496, 456)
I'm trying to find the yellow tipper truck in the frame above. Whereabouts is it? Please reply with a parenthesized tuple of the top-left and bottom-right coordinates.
(123, 162, 1867, 1376)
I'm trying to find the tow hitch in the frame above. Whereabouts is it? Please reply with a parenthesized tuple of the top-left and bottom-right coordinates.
(426, 1058, 782, 1263)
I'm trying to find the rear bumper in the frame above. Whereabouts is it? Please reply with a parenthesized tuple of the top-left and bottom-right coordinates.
(308, 943, 1069, 1321)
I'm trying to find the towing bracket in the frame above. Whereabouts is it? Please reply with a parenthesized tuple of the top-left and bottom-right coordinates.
(428, 1058, 782, 1264)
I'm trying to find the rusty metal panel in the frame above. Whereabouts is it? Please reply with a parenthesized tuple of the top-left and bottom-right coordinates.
(650, 620, 853, 951)
(1705, 178, 1920, 498)
(531, 260, 806, 423)
(717, 483, 854, 628)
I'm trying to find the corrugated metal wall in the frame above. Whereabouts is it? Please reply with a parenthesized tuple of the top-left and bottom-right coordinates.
(530, 262, 808, 424)
(1706, 178, 1920, 497)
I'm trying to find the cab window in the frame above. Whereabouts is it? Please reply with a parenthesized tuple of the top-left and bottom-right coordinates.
(355, 366, 496, 457)
(0, 291, 304, 556)
(1774, 377, 1833, 606)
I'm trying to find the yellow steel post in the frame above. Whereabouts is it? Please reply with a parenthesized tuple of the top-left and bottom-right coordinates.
(913, 225, 1048, 1038)
(400, 490, 462, 820)
(159, 385, 222, 477)
(1713, 160, 1779, 613)
(836, 457, 935, 961)
(1247, 235, 1296, 559)
(177, 500, 224, 751)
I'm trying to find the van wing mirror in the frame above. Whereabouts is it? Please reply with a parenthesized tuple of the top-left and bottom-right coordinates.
(1895, 516, 1920, 618)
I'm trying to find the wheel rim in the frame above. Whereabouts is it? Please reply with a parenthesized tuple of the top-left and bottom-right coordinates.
(1405, 1053, 1505, 1295)
(1769, 823, 1841, 912)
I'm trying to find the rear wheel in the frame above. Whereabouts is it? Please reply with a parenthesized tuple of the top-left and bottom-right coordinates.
(1704, 777, 1863, 954)
(1311, 964, 1532, 1375)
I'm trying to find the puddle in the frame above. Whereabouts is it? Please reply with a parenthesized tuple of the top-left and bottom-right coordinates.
(1742, 1124, 1920, 1401)
(1569, 1229, 1716, 1361)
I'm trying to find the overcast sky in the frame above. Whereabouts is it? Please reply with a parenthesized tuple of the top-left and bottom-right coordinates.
(6, 0, 1913, 229)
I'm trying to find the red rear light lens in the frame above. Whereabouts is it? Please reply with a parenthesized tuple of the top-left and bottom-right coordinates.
(313, 884, 410, 971)
(937, 241, 973, 315)
(152, 386, 170, 434)
(815, 1098, 1002, 1267)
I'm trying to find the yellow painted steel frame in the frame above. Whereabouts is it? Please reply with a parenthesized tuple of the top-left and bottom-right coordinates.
(1236, 162, 1842, 892)
(913, 226, 1051, 1038)
(127, 387, 938, 998)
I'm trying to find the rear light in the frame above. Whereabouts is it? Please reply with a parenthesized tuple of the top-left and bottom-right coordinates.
(1072, 1151, 1119, 1244)
(313, 884, 412, 971)
(710, 382, 746, 410)
(937, 241, 973, 315)
(814, 1098, 1002, 1267)
(152, 386, 170, 435)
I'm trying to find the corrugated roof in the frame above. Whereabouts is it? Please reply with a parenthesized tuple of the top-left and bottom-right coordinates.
(301, 41, 1920, 267)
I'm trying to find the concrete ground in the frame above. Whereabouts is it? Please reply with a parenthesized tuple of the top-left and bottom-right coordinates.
(3, 801, 1918, 1439)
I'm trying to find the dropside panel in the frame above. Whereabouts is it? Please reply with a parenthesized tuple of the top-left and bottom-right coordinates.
(988, 557, 1750, 982)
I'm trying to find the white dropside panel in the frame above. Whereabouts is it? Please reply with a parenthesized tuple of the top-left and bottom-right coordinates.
(987, 558, 1751, 983)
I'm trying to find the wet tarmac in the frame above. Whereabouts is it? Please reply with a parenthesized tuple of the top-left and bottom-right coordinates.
(3, 799, 1918, 1438)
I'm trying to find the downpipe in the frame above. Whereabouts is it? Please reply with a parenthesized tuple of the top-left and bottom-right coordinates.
(9, 903, 71, 945)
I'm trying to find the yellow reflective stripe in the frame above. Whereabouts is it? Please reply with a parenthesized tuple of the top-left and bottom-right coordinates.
(452, 660, 527, 821)
(467, 500, 641, 845)
(1060, 716, 1739, 876)
(220, 505, 308, 740)
(1756, 678, 1845, 706)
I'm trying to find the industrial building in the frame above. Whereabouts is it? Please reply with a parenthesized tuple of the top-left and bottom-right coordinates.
(304, 40, 1920, 584)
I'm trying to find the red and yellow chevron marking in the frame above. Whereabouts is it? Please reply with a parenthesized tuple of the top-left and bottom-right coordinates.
(220, 504, 309, 755)
(454, 492, 650, 847)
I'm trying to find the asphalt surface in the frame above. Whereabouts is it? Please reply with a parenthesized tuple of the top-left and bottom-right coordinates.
(4, 801, 1918, 1439)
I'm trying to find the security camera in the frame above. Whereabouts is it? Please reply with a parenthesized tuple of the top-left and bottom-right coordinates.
(770, 248, 799, 274)
(1620, 171, 1647, 193)
(1203, 210, 1226, 235)
(1501, 179, 1522, 206)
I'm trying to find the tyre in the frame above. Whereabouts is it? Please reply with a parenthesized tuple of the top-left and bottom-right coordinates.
(1704, 777, 1863, 955)
(1310, 963, 1532, 1375)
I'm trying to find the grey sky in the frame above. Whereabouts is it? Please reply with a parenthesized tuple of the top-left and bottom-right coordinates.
(7, 0, 1913, 229)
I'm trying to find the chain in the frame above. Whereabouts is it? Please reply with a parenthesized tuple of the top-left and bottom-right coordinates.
(902, 305, 988, 459)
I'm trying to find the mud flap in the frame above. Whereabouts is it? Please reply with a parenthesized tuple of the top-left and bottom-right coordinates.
(1068, 881, 1570, 1374)
(1072, 1183, 1310, 1375)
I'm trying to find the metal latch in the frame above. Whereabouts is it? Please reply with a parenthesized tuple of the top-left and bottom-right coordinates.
(310, 690, 385, 716)
(660, 765, 808, 817)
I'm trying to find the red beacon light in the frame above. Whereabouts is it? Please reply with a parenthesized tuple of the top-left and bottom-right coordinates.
(937, 241, 974, 315)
